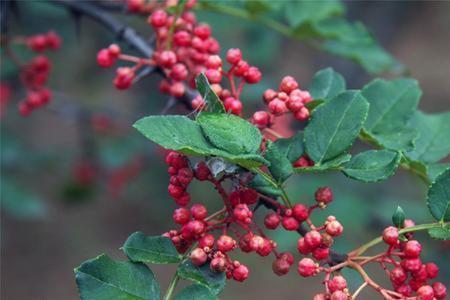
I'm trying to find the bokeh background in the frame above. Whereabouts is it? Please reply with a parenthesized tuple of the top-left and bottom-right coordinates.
(1, 1, 450, 299)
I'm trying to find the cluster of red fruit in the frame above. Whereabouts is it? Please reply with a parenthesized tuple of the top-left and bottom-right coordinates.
(251, 75, 312, 130)
(162, 151, 346, 284)
(381, 225, 447, 299)
(16, 31, 61, 116)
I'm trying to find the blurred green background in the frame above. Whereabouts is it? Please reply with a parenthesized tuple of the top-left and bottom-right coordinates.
(1, 1, 449, 299)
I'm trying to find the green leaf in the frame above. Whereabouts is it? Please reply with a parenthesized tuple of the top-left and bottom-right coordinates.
(294, 153, 351, 173)
(361, 79, 421, 151)
(305, 100, 324, 112)
(273, 132, 304, 163)
(428, 163, 450, 182)
(123, 232, 181, 264)
(428, 224, 450, 241)
(392, 206, 405, 228)
(304, 91, 369, 163)
(174, 284, 218, 300)
(308, 67, 346, 101)
(427, 169, 450, 222)
(177, 260, 226, 295)
(247, 174, 282, 196)
(133, 116, 268, 168)
(264, 141, 293, 183)
(197, 112, 262, 155)
(342, 150, 401, 182)
(75, 254, 159, 300)
(406, 111, 450, 163)
(284, 0, 344, 28)
(195, 73, 225, 114)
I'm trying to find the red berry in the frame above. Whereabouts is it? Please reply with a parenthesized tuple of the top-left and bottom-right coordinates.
(175, 193, 191, 206)
(226, 48, 242, 65)
(249, 235, 264, 252)
(268, 98, 288, 114)
(239, 233, 254, 253)
(233, 204, 252, 224)
(297, 258, 318, 277)
(264, 212, 281, 230)
(328, 275, 347, 292)
(184, 220, 205, 236)
(330, 291, 348, 300)
(279, 252, 294, 265)
(223, 97, 242, 115)
(417, 285, 435, 300)
(244, 66, 262, 84)
(256, 238, 273, 256)
(158, 50, 177, 68)
(326, 220, 344, 237)
(425, 262, 439, 279)
(173, 30, 191, 47)
(305, 230, 323, 249)
(28, 34, 48, 52)
(114, 67, 135, 90)
(170, 63, 188, 81)
(97, 49, 114, 67)
(404, 240, 422, 258)
(149, 9, 168, 27)
(315, 187, 333, 205)
(279, 76, 299, 94)
(194, 162, 211, 181)
(232, 264, 249, 282)
(281, 216, 299, 231)
(18, 101, 32, 116)
(190, 204, 207, 220)
(194, 24, 211, 40)
(168, 184, 184, 198)
(217, 235, 236, 252)
(396, 284, 412, 297)
(401, 257, 422, 272)
(286, 97, 304, 112)
(240, 188, 258, 205)
(433, 282, 447, 299)
(45, 31, 61, 49)
(205, 68, 222, 84)
(297, 237, 310, 255)
(382, 226, 399, 246)
(312, 247, 329, 260)
(210, 257, 227, 272)
(292, 203, 309, 222)
(390, 267, 407, 285)
(294, 107, 310, 121)
(252, 111, 271, 128)
(313, 294, 327, 300)
(173, 208, 191, 224)
(233, 60, 249, 77)
(190, 248, 208, 266)
(263, 89, 277, 103)
(272, 257, 291, 276)
(412, 265, 428, 281)
(169, 82, 185, 98)
(199, 234, 215, 249)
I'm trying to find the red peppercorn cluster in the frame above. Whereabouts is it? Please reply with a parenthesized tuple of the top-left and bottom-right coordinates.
(381, 224, 447, 299)
(5, 31, 62, 116)
(252, 76, 312, 129)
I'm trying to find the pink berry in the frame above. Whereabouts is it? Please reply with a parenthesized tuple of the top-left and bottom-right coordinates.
(326, 220, 344, 237)
(279, 76, 299, 93)
(263, 89, 277, 103)
(264, 212, 281, 230)
(292, 203, 309, 222)
(404, 240, 422, 258)
(158, 50, 177, 68)
(390, 267, 407, 285)
(315, 187, 333, 204)
(312, 247, 329, 260)
(149, 10, 168, 27)
(194, 24, 211, 40)
(417, 285, 435, 300)
(190, 248, 208, 266)
(190, 204, 208, 220)
(268, 98, 288, 114)
(252, 111, 271, 128)
(401, 257, 422, 272)
(272, 257, 291, 276)
(328, 275, 347, 292)
(297, 237, 310, 255)
(425, 262, 439, 279)
(217, 235, 236, 252)
(199, 234, 215, 249)
(282, 216, 299, 231)
(433, 282, 447, 299)
(244, 66, 262, 84)
(210, 257, 227, 273)
(297, 258, 318, 277)
(96, 49, 114, 67)
(232, 264, 249, 282)
(382, 226, 399, 246)
(226, 48, 242, 65)
(330, 290, 348, 300)
(233, 204, 252, 224)
(305, 230, 323, 249)
(173, 208, 191, 224)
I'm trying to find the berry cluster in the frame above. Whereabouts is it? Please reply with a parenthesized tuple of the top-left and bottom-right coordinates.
(162, 151, 346, 284)
(252, 76, 312, 130)
(3, 31, 62, 116)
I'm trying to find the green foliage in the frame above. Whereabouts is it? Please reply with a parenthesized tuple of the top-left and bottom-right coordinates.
(264, 141, 293, 184)
(392, 206, 405, 228)
(308, 67, 346, 101)
(247, 174, 283, 196)
(273, 132, 304, 163)
(304, 91, 369, 163)
(342, 150, 401, 182)
(75, 254, 160, 300)
(428, 224, 450, 241)
(195, 73, 225, 113)
(284, 0, 344, 29)
(197, 112, 262, 154)
(406, 111, 450, 163)
(177, 260, 226, 295)
(133, 115, 268, 168)
(361, 79, 421, 151)
(294, 154, 351, 173)
(427, 169, 450, 222)
(174, 285, 218, 300)
(123, 232, 182, 264)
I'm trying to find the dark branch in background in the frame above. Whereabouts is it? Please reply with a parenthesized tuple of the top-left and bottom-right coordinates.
(50, 0, 197, 110)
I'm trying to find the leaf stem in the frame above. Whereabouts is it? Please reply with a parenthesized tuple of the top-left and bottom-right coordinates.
(349, 222, 444, 257)
(250, 167, 292, 208)
(163, 273, 180, 300)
